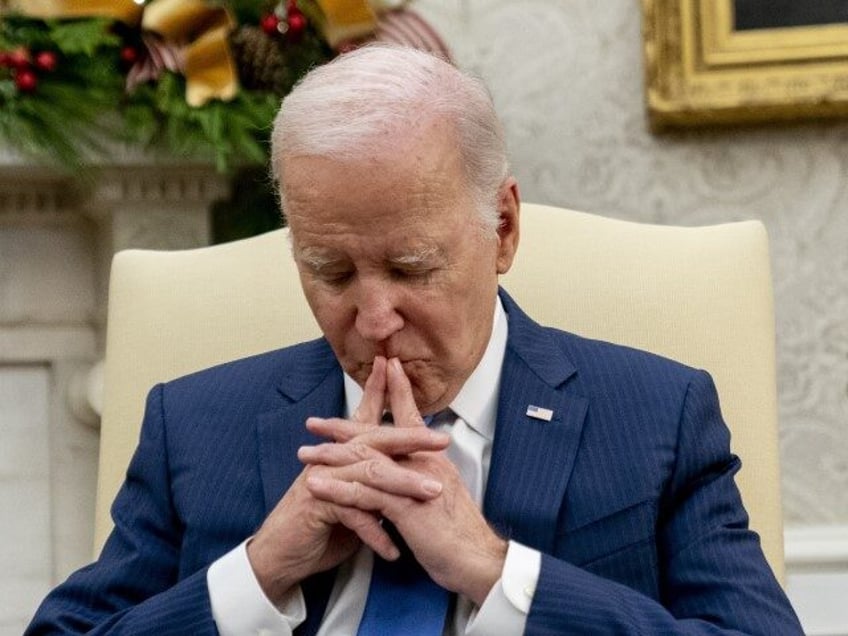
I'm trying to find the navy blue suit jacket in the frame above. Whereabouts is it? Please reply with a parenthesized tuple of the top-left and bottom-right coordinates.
(28, 290, 802, 634)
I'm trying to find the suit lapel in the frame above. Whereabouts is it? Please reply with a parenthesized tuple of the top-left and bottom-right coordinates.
(257, 339, 344, 512)
(256, 339, 344, 636)
(484, 290, 588, 553)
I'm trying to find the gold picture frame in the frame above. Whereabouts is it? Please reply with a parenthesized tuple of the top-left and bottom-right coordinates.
(642, 0, 848, 130)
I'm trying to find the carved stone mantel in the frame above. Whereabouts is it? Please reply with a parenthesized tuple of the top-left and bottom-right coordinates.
(0, 154, 230, 344)
(0, 155, 230, 416)
(0, 154, 231, 597)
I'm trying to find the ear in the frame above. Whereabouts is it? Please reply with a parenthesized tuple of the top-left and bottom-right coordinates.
(495, 177, 520, 275)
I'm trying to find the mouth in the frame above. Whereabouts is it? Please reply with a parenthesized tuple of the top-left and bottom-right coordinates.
(352, 356, 427, 379)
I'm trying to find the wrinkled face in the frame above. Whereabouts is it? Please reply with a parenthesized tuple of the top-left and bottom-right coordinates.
(283, 120, 519, 414)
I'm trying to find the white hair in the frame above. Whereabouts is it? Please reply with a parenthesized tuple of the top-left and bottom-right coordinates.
(270, 44, 509, 233)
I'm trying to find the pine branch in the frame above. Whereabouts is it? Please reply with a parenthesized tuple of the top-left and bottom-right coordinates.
(0, 3, 335, 174)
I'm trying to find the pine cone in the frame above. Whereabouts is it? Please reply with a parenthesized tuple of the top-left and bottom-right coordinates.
(230, 26, 292, 96)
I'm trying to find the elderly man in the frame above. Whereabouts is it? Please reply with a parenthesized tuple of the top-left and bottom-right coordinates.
(28, 46, 801, 634)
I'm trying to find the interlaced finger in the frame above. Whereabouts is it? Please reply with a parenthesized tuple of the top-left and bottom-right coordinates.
(351, 355, 388, 425)
(387, 357, 427, 428)
(307, 455, 443, 501)
(299, 427, 450, 467)
(328, 504, 400, 561)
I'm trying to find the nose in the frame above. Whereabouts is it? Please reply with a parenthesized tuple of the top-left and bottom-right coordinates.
(354, 278, 404, 343)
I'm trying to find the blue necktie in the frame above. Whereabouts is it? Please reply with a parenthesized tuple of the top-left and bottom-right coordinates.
(356, 412, 452, 636)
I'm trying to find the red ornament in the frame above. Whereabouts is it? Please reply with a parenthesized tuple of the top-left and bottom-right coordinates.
(34, 50, 58, 73)
(14, 69, 38, 93)
(260, 13, 281, 36)
(120, 45, 140, 66)
(287, 10, 307, 41)
(7, 47, 31, 71)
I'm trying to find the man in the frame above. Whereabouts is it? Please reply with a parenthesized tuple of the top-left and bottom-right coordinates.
(28, 45, 802, 634)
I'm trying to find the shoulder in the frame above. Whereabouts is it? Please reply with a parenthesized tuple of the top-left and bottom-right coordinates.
(554, 327, 701, 387)
(500, 287, 701, 389)
(550, 327, 711, 422)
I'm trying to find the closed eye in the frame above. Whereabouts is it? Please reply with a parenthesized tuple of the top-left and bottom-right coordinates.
(320, 271, 354, 286)
(307, 266, 355, 286)
(391, 267, 435, 283)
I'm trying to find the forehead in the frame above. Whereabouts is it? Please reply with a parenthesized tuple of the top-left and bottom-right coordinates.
(282, 123, 477, 246)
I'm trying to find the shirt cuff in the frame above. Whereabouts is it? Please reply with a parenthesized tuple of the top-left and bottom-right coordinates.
(465, 540, 540, 635)
(207, 540, 307, 636)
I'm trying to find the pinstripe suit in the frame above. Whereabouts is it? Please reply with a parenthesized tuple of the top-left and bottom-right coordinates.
(26, 290, 802, 634)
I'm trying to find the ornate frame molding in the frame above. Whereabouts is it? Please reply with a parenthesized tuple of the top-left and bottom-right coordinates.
(642, 0, 848, 130)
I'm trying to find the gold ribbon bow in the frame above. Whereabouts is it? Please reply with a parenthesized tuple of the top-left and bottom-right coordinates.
(142, 0, 237, 107)
(314, 0, 407, 47)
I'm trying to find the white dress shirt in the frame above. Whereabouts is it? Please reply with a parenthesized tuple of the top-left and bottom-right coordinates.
(208, 297, 542, 635)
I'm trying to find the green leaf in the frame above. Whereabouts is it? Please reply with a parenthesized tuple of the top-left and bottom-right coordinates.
(0, 80, 16, 101)
(49, 19, 120, 56)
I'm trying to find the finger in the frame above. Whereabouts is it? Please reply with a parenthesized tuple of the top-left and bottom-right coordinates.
(308, 459, 443, 500)
(330, 505, 400, 561)
(306, 416, 370, 442)
(387, 357, 426, 428)
(300, 427, 450, 462)
(352, 356, 388, 425)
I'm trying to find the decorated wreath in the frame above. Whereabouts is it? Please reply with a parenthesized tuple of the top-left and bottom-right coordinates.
(0, 0, 450, 173)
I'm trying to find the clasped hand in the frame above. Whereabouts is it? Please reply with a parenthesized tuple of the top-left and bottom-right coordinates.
(247, 356, 506, 607)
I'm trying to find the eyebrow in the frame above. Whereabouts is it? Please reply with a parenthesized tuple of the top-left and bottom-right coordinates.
(295, 245, 443, 271)
(388, 246, 441, 267)
(295, 247, 339, 271)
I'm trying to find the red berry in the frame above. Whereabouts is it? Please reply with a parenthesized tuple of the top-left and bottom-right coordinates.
(7, 47, 31, 71)
(14, 69, 38, 93)
(287, 11, 307, 41)
(34, 50, 58, 73)
(260, 13, 281, 36)
(120, 45, 139, 65)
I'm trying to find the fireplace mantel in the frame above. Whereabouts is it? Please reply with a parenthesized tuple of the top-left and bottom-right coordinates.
(0, 155, 231, 614)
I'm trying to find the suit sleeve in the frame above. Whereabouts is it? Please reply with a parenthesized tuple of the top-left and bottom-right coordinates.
(25, 384, 219, 635)
(524, 370, 803, 635)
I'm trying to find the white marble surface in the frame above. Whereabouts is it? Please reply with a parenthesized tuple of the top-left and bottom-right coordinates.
(418, 0, 848, 526)
(0, 367, 51, 634)
(0, 225, 96, 325)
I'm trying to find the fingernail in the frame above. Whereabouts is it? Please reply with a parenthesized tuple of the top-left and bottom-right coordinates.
(297, 446, 314, 460)
(422, 479, 443, 496)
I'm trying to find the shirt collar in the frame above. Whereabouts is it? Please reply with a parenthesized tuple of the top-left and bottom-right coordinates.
(343, 296, 508, 441)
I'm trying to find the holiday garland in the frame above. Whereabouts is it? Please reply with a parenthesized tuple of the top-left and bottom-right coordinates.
(0, 0, 449, 173)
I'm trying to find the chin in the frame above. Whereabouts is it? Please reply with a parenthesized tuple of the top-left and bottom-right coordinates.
(408, 379, 454, 416)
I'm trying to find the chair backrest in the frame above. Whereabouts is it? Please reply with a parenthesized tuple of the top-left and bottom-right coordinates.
(95, 203, 785, 582)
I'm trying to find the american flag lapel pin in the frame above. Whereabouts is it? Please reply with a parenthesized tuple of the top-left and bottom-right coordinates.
(526, 404, 554, 422)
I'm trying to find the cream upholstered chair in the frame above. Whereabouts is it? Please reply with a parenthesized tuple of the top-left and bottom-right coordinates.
(94, 203, 786, 582)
